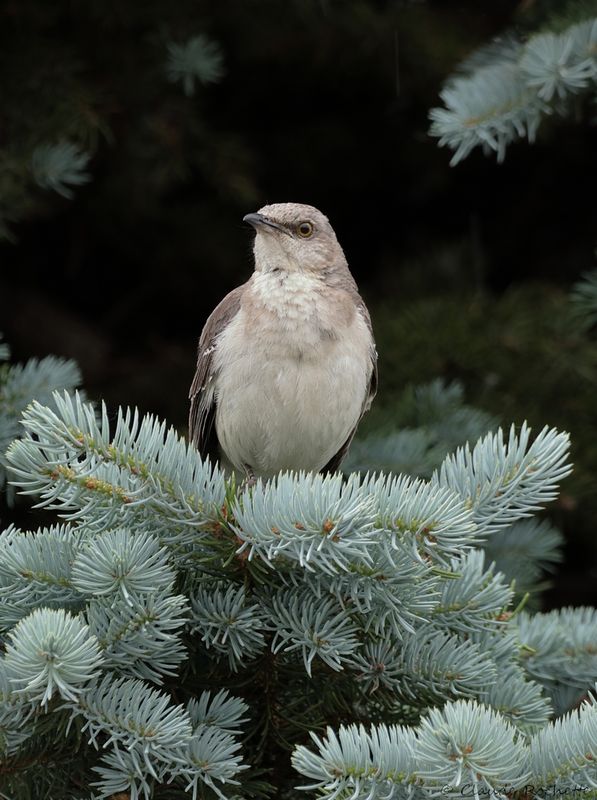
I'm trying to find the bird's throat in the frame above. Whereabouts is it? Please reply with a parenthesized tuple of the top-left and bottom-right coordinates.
(249, 270, 324, 320)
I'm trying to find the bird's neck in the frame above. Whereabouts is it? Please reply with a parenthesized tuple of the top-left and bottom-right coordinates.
(249, 269, 324, 319)
(243, 267, 355, 353)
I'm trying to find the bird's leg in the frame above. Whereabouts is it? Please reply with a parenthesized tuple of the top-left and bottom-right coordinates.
(240, 465, 257, 492)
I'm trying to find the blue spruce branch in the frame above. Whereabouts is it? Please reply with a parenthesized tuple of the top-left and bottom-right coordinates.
(0, 390, 580, 797)
(429, 17, 597, 163)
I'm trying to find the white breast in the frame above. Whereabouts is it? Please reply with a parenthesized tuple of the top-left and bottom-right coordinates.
(213, 271, 373, 476)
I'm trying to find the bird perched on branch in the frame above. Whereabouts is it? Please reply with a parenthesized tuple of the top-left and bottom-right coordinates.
(189, 202, 377, 479)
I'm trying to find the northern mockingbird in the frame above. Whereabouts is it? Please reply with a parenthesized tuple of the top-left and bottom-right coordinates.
(189, 202, 377, 479)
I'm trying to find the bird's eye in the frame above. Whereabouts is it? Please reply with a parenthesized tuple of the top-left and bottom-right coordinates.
(297, 221, 314, 238)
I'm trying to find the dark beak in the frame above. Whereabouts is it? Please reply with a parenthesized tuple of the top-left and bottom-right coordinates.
(243, 212, 288, 235)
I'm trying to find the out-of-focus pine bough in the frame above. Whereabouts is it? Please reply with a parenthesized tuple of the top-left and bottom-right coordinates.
(166, 34, 225, 96)
(571, 267, 597, 329)
(0, 32, 224, 241)
(429, 11, 597, 164)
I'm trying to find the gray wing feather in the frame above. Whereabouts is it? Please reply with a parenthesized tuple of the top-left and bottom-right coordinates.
(188, 283, 246, 461)
(321, 300, 377, 474)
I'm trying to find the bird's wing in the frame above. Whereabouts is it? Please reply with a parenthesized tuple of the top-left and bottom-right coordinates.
(188, 283, 246, 463)
(321, 301, 377, 474)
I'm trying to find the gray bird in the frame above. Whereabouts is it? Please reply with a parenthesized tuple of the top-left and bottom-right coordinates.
(189, 202, 377, 479)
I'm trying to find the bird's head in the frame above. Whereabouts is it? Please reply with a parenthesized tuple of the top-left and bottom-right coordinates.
(243, 202, 347, 274)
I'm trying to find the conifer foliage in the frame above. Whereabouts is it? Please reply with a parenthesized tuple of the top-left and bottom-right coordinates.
(1, 343, 597, 799)
(0, 334, 82, 497)
(429, 13, 597, 163)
